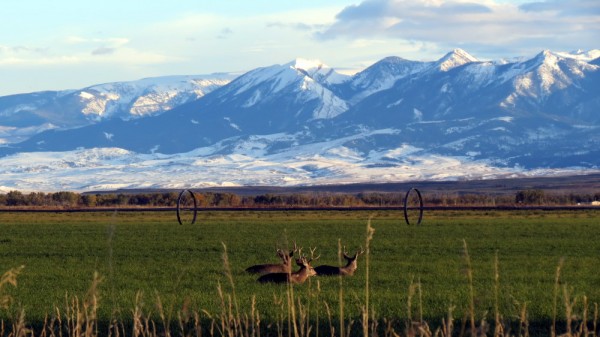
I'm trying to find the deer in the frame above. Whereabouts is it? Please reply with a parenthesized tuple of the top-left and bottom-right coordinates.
(245, 242, 297, 275)
(314, 246, 364, 276)
(257, 249, 318, 284)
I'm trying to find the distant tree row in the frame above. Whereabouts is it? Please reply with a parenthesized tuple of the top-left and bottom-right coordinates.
(0, 189, 599, 208)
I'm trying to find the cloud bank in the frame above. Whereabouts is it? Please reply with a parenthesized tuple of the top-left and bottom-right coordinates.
(315, 0, 600, 57)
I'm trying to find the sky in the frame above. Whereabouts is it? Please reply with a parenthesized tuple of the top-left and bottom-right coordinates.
(1, 0, 598, 96)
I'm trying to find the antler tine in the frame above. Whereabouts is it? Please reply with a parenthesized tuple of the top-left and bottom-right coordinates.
(296, 254, 308, 265)
(297, 246, 303, 258)
(308, 247, 320, 262)
(358, 246, 365, 255)
(342, 245, 351, 259)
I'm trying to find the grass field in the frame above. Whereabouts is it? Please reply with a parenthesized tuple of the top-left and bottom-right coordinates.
(0, 209, 599, 336)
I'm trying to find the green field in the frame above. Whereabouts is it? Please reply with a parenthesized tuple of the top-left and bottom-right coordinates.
(0, 209, 599, 336)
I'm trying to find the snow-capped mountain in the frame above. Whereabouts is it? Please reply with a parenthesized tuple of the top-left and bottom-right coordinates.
(0, 58, 355, 154)
(333, 49, 600, 166)
(338, 56, 428, 103)
(0, 48, 599, 191)
(74, 74, 235, 119)
(205, 58, 350, 121)
(434, 48, 479, 72)
(0, 73, 236, 144)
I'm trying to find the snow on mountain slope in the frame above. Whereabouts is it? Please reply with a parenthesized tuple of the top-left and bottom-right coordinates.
(500, 50, 599, 107)
(433, 48, 479, 72)
(1, 48, 599, 192)
(3, 130, 585, 192)
(0, 74, 236, 144)
(344, 56, 428, 103)
(210, 59, 349, 120)
(337, 49, 480, 104)
(68, 74, 236, 120)
(554, 49, 600, 62)
(0, 123, 57, 145)
(293, 58, 350, 85)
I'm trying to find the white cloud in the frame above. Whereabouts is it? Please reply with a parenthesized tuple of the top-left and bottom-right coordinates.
(91, 47, 116, 55)
(315, 0, 600, 57)
(8, 1, 597, 96)
(0, 36, 173, 67)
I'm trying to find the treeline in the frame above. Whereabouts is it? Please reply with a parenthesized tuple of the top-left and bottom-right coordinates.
(0, 189, 599, 208)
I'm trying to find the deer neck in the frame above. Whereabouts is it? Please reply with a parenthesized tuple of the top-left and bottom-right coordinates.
(341, 260, 358, 275)
(290, 266, 313, 284)
(282, 262, 292, 273)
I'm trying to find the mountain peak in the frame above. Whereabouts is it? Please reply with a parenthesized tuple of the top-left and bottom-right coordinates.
(379, 56, 412, 64)
(286, 58, 350, 85)
(554, 49, 600, 62)
(288, 58, 325, 72)
(451, 48, 478, 59)
(436, 48, 479, 71)
(532, 49, 559, 65)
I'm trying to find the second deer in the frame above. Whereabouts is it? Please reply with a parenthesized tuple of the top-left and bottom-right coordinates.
(258, 253, 318, 284)
(245, 243, 297, 275)
(314, 247, 364, 276)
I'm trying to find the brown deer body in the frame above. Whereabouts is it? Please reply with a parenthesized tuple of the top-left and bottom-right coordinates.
(314, 248, 364, 276)
(245, 248, 295, 275)
(258, 256, 317, 284)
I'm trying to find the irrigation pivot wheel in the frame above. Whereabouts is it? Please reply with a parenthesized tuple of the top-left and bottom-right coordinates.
(177, 189, 198, 225)
(403, 187, 423, 225)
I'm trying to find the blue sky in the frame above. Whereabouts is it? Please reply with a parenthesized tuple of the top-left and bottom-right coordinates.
(1, 0, 598, 96)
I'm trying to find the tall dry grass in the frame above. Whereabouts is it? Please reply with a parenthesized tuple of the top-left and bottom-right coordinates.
(0, 220, 599, 337)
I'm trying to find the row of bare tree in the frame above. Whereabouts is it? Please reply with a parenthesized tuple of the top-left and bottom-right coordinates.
(1, 189, 599, 208)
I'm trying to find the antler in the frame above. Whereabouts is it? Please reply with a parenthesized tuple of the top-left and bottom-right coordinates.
(308, 246, 320, 262)
(295, 246, 320, 265)
(343, 246, 365, 259)
(342, 245, 351, 259)
(357, 246, 365, 256)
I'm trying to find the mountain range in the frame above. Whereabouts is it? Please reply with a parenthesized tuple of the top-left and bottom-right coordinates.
(0, 48, 599, 191)
(0, 73, 236, 144)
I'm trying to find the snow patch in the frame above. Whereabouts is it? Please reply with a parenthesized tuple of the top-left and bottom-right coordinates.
(413, 108, 423, 121)
(0, 136, 596, 192)
(495, 116, 514, 123)
(386, 98, 404, 108)
(436, 48, 479, 72)
(79, 91, 95, 100)
(224, 117, 242, 131)
(554, 49, 600, 62)
(242, 90, 262, 108)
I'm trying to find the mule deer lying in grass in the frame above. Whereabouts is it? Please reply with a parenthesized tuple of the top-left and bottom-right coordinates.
(245, 243, 297, 275)
(314, 247, 364, 276)
(258, 254, 318, 284)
